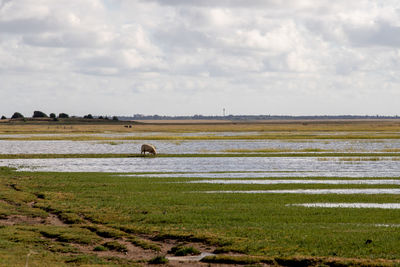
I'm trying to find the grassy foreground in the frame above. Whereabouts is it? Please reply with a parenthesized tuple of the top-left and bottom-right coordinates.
(1, 167, 400, 266)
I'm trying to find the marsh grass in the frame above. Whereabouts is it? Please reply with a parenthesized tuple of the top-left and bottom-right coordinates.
(148, 255, 169, 264)
(102, 241, 128, 252)
(382, 148, 400, 152)
(318, 157, 400, 162)
(169, 245, 200, 256)
(127, 236, 161, 251)
(83, 225, 125, 239)
(201, 255, 396, 266)
(0, 223, 106, 265)
(1, 120, 400, 134)
(93, 245, 108, 251)
(201, 255, 268, 265)
(1, 160, 400, 265)
(38, 226, 101, 244)
(57, 212, 83, 224)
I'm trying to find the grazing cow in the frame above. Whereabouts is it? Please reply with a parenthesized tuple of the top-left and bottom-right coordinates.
(141, 144, 157, 155)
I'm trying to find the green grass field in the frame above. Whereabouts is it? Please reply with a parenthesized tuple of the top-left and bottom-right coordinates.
(1, 167, 400, 266)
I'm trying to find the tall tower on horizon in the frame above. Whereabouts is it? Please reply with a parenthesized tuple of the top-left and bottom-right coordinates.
(223, 108, 226, 117)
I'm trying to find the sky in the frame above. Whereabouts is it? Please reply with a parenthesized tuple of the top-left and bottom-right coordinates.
(1, 0, 400, 117)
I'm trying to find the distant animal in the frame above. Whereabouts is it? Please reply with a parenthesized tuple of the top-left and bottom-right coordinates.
(141, 144, 157, 155)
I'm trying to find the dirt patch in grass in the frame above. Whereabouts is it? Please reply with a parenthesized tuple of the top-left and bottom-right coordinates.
(0, 215, 45, 225)
(44, 214, 66, 226)
(74, 237, 157, 262)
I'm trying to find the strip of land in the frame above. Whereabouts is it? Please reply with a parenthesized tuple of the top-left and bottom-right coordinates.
(1, 119, 400, 134)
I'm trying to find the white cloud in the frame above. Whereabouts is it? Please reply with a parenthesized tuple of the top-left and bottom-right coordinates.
(0, 0, 400, 116)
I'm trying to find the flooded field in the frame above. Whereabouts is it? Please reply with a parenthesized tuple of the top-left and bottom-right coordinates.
(185, 179, 400, 184)
(1, 156, 400, 177)
(203, 189, 400, 194)
(2, 123, 400, 265)
(2, 138, 400, 154)
(1, 131, 400, 204)
(289, 203, 400, 209)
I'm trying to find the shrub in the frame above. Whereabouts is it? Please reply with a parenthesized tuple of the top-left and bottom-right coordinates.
(148, 256, 168, 264)
(49, 113, 56, 119)
(84, 114, 93, 119)
(33, 111, 48, 118)
(93, 245, 108, 251)
(58, 212, 83, 224)
(11, 112, 24, 119)
(58, 113, 69, 118)
(169, 245, 200, 256)
(102, 241, 127, 252)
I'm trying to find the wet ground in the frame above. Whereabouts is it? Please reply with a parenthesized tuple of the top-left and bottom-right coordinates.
(288, 203, 400, 209)
(1, 157, 400, 178)
(1, 133, 400, 205)
(1, 139, 400, 154)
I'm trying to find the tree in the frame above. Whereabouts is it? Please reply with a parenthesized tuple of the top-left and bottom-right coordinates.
(1, 116, 6, 120)
(84, 114, 93, 119)
(49, 113, 56, 119)
(11, 112, 24, 119)
(33, 111, 48, 118)
(58, 113, 69, 118)
(112, 116, 119, 121)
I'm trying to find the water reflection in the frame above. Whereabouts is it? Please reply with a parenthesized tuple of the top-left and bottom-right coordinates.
(1, 139, 400, 154)
(0, 157, 400, 177)
(289, 203, 400, 209)
(183, 179, 400, 184)
(203, 189, 400, 194)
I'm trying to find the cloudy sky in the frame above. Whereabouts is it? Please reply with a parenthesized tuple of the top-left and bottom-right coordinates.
(1, 0, 400, 117)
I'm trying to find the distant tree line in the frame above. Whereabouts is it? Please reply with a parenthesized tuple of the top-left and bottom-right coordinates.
(84, 114, 118, 120)
(0, 111, 118, 121)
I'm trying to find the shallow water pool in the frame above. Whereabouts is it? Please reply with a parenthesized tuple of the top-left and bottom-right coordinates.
(1, 139, 400, 154)
(288, 203, 400, 209)
(1, 157, 400, 177)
